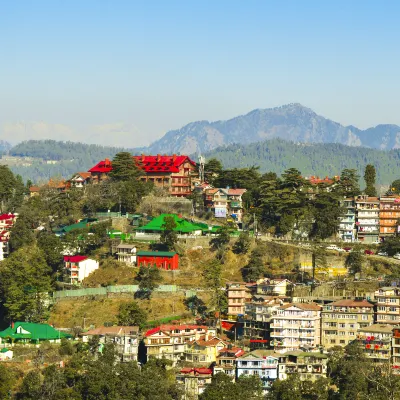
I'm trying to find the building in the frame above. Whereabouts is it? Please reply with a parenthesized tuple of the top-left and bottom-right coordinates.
(81, 326, 139, 362)
(204, 188, 246, 223)
(116, 244, 137, 265)
(339, 198, 356, 242)
(176, 367, 213, 400)
(89, 154, 199, 197)
(0, 322, 70, 345)
(379, 196, 400, 240)
(227, 282, 251, 317)
(355, 195, 380, 243)
(236, 350, 279, 390)
(184, 336, 226, 364)
(375, 287, 400, 325)
(63, 256, 99, 284)
(392, 326, 400, 367)
(0, 213, 17, 261)
(70, 172, 93, 188)
(213, 346, 245, 379)
(278, 351, 328, 381)
(321, 299, 374, 349)
(143, 324, 216, 364)
(270, 303, 322, 352)
(0, 348, 13, 360)
(256, 278, 293, 296)
(55, 218, 98, 237)
(357, 324, 393, 362)
(136, 250, 179, 270)
(29, 186, 40, 197)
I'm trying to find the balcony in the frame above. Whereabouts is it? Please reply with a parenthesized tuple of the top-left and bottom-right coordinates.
(230, 201, 241, 208)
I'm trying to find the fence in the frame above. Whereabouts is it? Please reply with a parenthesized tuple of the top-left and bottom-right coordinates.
(53, 284, 178, 299)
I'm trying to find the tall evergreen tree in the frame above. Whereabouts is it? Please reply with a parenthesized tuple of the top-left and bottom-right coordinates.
(109, 152, 142, 181)
(364, 164, 377, 196)
(338, 168, 361, 197)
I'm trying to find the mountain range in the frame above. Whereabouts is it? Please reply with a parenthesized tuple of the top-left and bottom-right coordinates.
(147, 103, 400, 154)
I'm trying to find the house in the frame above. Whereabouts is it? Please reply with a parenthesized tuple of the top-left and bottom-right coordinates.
(355, 195, 380, 243)
(204, 188, 246, 223)
(236, 350, 279, 389)
(29, 186, 40, 197)
(0, 322, 70, 345)
(89, 154, 199, 197)
(213, 345, 245, 379)
(227, 282, 252, 317)
(270, 303, 322, 352)
(339, 198, 356, 242)
(63, 256, 99, 284)
(379, 196, 400, 239)
(375, 287, 400, 325)
(321, 299, 374, 349)
(143, 324, 216, 364)
(184, 336, 226, 364)
(136, 251, 179, 270)
(256, 278, 293, 296)
(116, 244, 137, 265)
(278, 351, 328, 381)
(81, 326, 139, 362)
(0, 348, 13, 360)
(55, 218, 98, 237)
(70, 172, 92, 188)
(357, 324, 393, 362)
(176, 367, 213, 400)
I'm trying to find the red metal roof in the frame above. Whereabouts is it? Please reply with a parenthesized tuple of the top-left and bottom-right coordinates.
(88, 159, 113, 173)
(0, 214, 15, 221)
(64, 255, 88, 263)
(144, 324, 209, 337)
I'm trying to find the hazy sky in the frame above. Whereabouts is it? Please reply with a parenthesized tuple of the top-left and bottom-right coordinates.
(2, 0, 400, 147)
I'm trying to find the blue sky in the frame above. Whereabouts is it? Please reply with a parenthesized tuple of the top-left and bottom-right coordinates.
(1, 0, 400, 146)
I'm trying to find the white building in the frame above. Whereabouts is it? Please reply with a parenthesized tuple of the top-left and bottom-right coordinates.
(63, 256, 99, 284)
(339, 198, 356, 242)
(116, 244, 137, 265)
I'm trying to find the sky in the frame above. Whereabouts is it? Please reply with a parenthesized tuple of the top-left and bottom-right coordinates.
(1, 0, 400, 147)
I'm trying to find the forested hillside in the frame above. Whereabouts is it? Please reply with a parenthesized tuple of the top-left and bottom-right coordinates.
(205, 139, 400, 185)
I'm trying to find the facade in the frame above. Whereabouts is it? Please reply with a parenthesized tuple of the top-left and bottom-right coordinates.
(116, 244, 137, 265)
(321, 299, 374, 349)
(136, 251, 179, 270)
(392, 327, 400, 367)
(271, 303, 322, 352)
(236, 350, 279, 389)
(70, 172, 92, 188)
(379, 196, 400, 239)
(278, 352, 328, 381)
(357, 324, 393, 362)
(184, 336, 226, 364)
(227, 282, 251, 317)
(256, 279, 293, 296)
(143, 324, 216, 364)
(88, 158, 112, 182)
(214, 346, 245, 379)
(339, 198, 356, 242)
(375, 287, 400, 325)
(63, 256, 99, 284)
(355, 195, 380, 243)
(81, 326, 139, 362)
(0, 213, 17, 260)
(204, 188, 246, 223)
(176, 367, 212, 400)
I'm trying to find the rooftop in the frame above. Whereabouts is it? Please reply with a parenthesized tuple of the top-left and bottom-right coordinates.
(359, 324, 394, 334)
(279, 302, 321, 311)
(82, 326, 138, 336)
(328, 299, 374, 308)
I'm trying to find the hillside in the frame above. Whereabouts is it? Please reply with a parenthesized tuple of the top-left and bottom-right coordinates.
(205, 139, 400, 186)
(148, 103, 400, 154)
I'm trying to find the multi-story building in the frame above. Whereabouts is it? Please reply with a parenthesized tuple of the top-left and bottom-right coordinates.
(89, 154, 198, 197)
(227, 282, 251, 317)
(270, 303, 322, 352)
(81, 326, 139, 362)
(236, 350, 279, 390)
(256, 279, 293, 296)
(321, 299, 374, 349)
(63, 256, 99, 284)
(184, 336, 226, 364)
(214, 346, 245, 379)
(357, 324, 393, 362)
(0, 213, 17, 261)
(375, 287, 400, 325)
(392, 327, 400, 367)
(176, 367, 213, 400)
(143, 324, 216, 364)
(204, 188, 246, 223)
(339, 198, 356, 242)
(69, 172, 93, 188)
(379, 196, 400, 240)
(116, 244, 137, 265)
(355, 195, 380, 243)
(278, 351, 328, 381)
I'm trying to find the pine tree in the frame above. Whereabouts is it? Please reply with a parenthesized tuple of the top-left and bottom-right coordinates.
(364, 164, 377, 196)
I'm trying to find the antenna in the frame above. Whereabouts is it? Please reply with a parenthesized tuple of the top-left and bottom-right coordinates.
(199, 155, 205, 183)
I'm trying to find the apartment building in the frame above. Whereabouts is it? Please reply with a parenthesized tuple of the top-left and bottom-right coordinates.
(357, 324, 392, 362)
(143, 324, 216, 364)
(213, 346, 245, 380)
(256, 278, 293, 296)
(270, 303, 322, 352)
(355, 195, 380, 243)
(375, 287, 400, 325)
(204, 188, 246, 223)
(321, 299, 374, 349)
(227, 282, 251, 317)
(278, 352, 328, 381)
(63, 256, 99, 284)
(338, 198, 356, 242)
(392, 327, 400, 367)
(379, 196, 400, 240)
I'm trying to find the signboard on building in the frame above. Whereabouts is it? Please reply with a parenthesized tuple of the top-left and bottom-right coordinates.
(215, 208, 227, 218)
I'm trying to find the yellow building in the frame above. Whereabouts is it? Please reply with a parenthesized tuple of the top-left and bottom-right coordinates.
(184, 336, 226, 364)
(375, 287, 400, 325)
(321, 299, 374, 349)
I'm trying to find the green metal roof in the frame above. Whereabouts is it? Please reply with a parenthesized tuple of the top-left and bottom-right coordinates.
(0, 348, 9, 353)
(137, 251, 176, 257)
(55, 218, 98, 234)
(0, 322, 70, 341)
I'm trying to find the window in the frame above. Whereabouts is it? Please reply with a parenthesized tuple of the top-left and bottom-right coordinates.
(340, 340, 345, 344)
(330, 339, 336, 344)
(362, 315, 368, 320)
